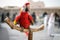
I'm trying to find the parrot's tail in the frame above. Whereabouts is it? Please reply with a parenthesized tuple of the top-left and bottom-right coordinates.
(25, 32, 29, 37)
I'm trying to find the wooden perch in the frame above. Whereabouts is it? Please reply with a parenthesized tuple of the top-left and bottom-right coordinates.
(4, 17, 44, 32)
(31, 24, 44, 32)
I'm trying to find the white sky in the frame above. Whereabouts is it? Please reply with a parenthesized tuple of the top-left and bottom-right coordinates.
(0, 0, 60, 7)
(0, 0, 28, 7)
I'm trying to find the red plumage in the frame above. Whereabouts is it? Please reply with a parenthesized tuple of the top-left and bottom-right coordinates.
(15, 11, 33, 29)
(25, 2, 30, 6)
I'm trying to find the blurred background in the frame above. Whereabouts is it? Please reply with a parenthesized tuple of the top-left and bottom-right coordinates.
(0, 0, 60, 40)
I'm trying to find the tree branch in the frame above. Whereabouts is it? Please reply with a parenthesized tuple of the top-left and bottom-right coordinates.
(4, 17, 44, 32)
